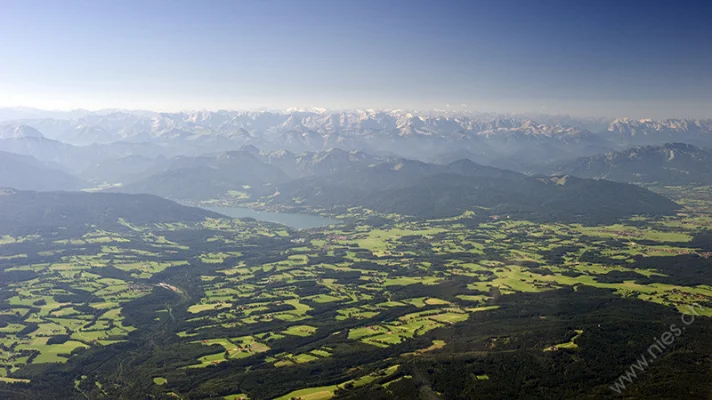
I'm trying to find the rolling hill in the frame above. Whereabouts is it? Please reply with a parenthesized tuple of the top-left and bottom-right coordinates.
(0, 189, 223, 235)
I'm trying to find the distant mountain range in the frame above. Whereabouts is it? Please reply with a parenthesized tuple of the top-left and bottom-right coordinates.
(1, 109, 710, 173)
(0, 128, 181, 175)
(0, 108, 705, 224)
(118, 148, 385, 199)
(0, 142, 683, 224)
(550, 143, 712, 185)
(266, 158, 679, 222)
(606, 118, 712, 147)
(111, 148, 679, 223)
(0, 124, 44, 139)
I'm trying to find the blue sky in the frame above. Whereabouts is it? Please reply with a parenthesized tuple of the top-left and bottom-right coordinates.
(0, 0, 710, 117)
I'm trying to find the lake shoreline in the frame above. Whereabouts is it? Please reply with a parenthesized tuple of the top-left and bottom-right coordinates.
(197, 205, 341, 229)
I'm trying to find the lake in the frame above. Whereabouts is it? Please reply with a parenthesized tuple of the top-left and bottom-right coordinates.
(200, 206, 340, 229)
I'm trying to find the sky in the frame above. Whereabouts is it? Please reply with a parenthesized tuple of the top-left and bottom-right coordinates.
(0, 0, 711, 118)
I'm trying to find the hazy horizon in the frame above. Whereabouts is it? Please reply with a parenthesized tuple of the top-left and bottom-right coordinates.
(1, 0, 711, 119)
(0, 105, 710, 123)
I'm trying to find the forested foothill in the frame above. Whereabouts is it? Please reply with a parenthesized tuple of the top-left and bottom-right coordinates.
(0, 184, 709, 399)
